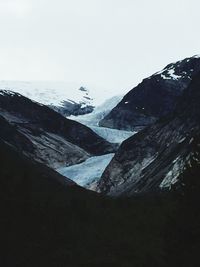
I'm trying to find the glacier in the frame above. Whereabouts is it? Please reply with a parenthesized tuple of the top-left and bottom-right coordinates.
(57, 153, 115, 189)
(58, 96, 136, 188)
(70, 95, 123, 126)
(70, 95, 136, 143)
(89, 126, 135, 144)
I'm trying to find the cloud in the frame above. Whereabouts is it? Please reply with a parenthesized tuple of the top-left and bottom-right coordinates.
(0, 0, 32, 18)
(0, 0, 199, 93)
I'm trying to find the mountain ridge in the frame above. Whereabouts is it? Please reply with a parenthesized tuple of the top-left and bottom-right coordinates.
(0, 90, 116, 169)
(98, 70, 200, 196)
(100, 55, 200, 131)
(0, 81, 95, 117)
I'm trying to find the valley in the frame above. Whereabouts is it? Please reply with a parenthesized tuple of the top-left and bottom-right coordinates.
(0, 54, 200, 267)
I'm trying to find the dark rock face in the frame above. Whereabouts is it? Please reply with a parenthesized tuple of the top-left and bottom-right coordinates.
(0, 113, 89, 168)
(98, 72, 200, 196)
(0, 139, 76, 187)
(100, 55, 200, 131)
(0, 90, 115, 168)
(51, 101, 94, 117)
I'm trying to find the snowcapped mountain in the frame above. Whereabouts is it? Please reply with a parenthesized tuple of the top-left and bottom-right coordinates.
(152, 54, 200, 80)
(100, 55, 200, 131)
(98, 70, 200, 196)
(0, 81, 92, 106)
(1, 62, 200, 267)
(0, 81, 96, 116)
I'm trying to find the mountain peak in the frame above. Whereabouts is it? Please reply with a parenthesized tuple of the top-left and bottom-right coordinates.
(152, 55, 200, 81)
(98, 71, 200, 196)
(100, 55, 200, 131)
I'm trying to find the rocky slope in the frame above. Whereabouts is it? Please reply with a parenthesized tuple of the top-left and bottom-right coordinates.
(100, 55, 200, 131)
(0, 90, 115, 168)
(98, 71, 200, 196)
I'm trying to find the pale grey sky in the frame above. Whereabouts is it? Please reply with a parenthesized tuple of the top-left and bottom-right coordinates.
(0, 0, 199, 93)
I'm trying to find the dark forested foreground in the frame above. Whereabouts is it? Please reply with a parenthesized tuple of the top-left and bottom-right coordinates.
(1, 139, 200, 267)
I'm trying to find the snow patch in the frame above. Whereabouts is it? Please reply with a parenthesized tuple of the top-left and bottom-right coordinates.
(0, 90, 21, 97)
(168, 69, 182, 80)
(189, 137, 194, 144)
(193, 54, 200, 59)
(178, 137, 186, 143)
(160, 69, 182, 80)
(160, 157, 185, 189)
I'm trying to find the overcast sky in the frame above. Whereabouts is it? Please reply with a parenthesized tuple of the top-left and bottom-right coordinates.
(0, 0, 199, 94)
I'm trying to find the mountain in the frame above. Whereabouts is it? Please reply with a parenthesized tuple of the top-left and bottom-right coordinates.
(50, 86, 95, 117)
(0, 90, 115, 169)
(100, 55, 200, 131)
(0, 81, 95, 117)
(1, 82, 200, 267)
(97, 71, 200, 196)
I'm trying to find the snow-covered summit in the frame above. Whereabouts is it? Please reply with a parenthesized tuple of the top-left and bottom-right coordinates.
(0, 89, 22, 97)
(0, 80, 93, 108)
(0, 80, 126, 117)
(153, 54, 200, 81)
(100, 55, 200, 131)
